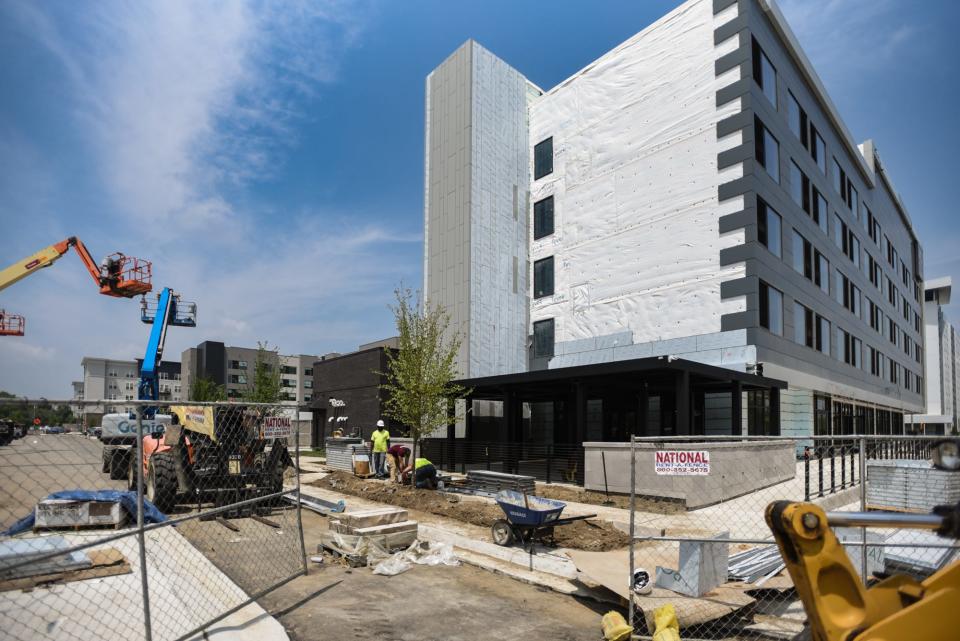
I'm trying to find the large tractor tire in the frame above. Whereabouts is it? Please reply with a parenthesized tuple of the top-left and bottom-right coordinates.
(146, 452, 178, 514)
(108, 448, 129, 480)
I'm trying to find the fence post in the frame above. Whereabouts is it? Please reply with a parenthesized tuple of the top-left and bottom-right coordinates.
(850, 447, 856, 483)
(135, 407, 153, 641)
(546, 444, 552, 485)
(830, 445, 836, 495)
(840, 445, 846, 490)
(628, 435, 636, 633)
(804, 449, 810, 501)
(818, 446, 824, 498)
(859, 436, 868, 580)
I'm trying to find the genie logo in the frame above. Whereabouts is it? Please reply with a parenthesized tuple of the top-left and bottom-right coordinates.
(105, 418, 166, 435)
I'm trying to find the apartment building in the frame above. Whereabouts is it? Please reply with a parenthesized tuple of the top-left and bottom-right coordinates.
(423, 0, 924, 439)
(906, 278, 959, 433)
(181, 341, 316, 404)
(73, 357, 182, 426)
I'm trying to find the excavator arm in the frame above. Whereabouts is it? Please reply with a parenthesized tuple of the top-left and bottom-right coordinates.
(766, 500, 960, 640)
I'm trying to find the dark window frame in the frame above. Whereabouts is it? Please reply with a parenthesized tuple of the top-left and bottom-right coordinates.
(533, 318, 555, 358)
(533, 196, 555, 240)
(533, 256, 555, 299)
(534, 137, 554, 180)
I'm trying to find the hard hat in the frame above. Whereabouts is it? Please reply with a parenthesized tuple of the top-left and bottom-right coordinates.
(632, 568, 652, 595)
(376, 419, 385, 427)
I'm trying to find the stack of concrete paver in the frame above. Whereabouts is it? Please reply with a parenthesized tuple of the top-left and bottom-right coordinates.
(466, 470, 536, 494)
(866, 460, 960, 512)
(329, 507, 418, 550)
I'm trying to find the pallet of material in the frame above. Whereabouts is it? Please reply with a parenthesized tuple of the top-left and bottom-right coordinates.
(34, 499, 125, 531)
(465, 470, 536, 494)
(866, 460, 960, 512)
(322, 507, 418, 559)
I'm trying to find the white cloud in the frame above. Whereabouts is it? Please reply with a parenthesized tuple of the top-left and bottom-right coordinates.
(9, 0, 367, 234)
(779, 0, 922, 86)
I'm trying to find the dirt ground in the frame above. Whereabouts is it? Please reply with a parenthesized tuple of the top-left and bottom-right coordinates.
(536, 483, 685, 513)
(312, 471, 630, 552)
(260, 510, 608, 641)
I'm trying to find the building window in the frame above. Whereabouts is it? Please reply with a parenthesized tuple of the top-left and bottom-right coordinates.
(281, 365, 297, 375)
(818, 316, 831, 355)
(787, 92, 807, 145)
(757, 198, 781, 257)
(533, 319, 555, 358)
(534, 137, 553, 180)
(752, 37, 777, 107)
(533, 257, 554, 298)
(282, 379, 296, 388)
(888, 318, 898, 345)
(890, 361, 900, 385)
(811, 127, 826, 174)
(790, 161, 809, 213)
(229, 360, 247, 370)
(869, 347, 883, 377)
(304, 380, 313, 389)
(869, 300, 884, 333)
(795, 302, 814, 348)
(304, 368, 313, 376)
(813, 188, 828, 234)
(755, 117, 779, 182)
(759, 281, 783, 335)
(839, 328, 861, 368)
(533, 196, 555, 240)
(791, 231, 827, 293)
(747, 390, 777, 436)
(867, 209, 879, 243)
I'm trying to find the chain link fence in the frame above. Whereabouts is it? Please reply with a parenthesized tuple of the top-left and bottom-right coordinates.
(623, 434, 959, 640)
(0, 399, 306, 641)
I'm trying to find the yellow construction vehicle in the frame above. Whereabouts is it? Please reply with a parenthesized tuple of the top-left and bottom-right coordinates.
(766, 440, 960, 641)
(0, 236, 151, 336)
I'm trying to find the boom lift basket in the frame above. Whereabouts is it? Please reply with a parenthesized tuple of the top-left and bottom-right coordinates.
(0, 311, 25, 337)
(140, 292, 197, 328)
(100, 254, 152, 298)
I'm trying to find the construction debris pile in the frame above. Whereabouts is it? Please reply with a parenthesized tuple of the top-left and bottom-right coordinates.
(464, 470, 536, 495)
(321, 507, 419, 565)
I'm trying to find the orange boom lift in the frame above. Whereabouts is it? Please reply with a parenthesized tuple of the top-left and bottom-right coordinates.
(0, 236, 152, 336)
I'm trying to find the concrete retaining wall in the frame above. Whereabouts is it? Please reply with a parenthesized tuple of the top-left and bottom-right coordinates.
(584, 440, 796, 509)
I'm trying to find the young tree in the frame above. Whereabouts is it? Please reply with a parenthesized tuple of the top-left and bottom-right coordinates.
(189, 377, 226, 402)
(380, 288, 469, 485)
(244, 342, 283, 405)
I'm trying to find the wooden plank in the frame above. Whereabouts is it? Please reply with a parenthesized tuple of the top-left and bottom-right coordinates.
(339, 508, 409, 529)
(351, 520, 418, 536)
(215, 517, 241, 532)
(0, 548, 130, 592)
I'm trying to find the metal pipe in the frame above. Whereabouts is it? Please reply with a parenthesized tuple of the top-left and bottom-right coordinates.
(136, 408, 153, 641)
(858, 436, 868, 580)
(628, 434, 636, 633)
(632, 535, 958, 549)
(826, 511, 944, 530)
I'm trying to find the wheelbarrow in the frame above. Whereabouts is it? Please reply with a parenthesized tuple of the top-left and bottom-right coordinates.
(491, 490, 596, 549)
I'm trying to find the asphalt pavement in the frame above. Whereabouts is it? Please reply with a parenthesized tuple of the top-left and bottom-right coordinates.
(0, 432, 125, 530)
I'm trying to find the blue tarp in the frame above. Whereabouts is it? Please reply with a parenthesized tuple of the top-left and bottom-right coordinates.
(2, 490, 168, 536)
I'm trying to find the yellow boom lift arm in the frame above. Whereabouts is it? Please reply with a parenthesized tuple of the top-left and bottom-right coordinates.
(0, 236, 151, 336)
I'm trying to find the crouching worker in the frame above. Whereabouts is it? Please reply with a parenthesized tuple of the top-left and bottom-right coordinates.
(413, 457, 438, 489)
(386, 443, 410, 483)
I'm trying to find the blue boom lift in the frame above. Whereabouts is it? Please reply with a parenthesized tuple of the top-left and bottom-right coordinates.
(100, 287, 196, 480)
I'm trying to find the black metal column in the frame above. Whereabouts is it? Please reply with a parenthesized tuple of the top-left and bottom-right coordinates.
(639, 382, 649, 437)
(675, 370, 690, 435)
(730, 380, 742, 436)
(770, 386, 781, 436)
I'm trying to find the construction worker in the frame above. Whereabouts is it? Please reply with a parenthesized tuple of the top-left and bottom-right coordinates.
(370, 419, 390, 478)
(386, 443, 410, 483)
(413, 457, 438, 489)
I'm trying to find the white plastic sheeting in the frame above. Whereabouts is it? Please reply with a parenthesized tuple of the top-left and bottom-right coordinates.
(529, 0, 747, 359)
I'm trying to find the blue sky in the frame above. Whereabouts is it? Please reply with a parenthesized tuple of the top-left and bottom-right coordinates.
(1, 0, 958, 398)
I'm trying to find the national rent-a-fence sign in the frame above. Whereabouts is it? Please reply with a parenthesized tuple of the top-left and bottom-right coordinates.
(654, 450, 710, 475)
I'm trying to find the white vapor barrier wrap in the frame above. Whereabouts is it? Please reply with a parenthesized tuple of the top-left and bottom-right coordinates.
(529, 0, 746, 362)
(469, 43, 533, 377)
